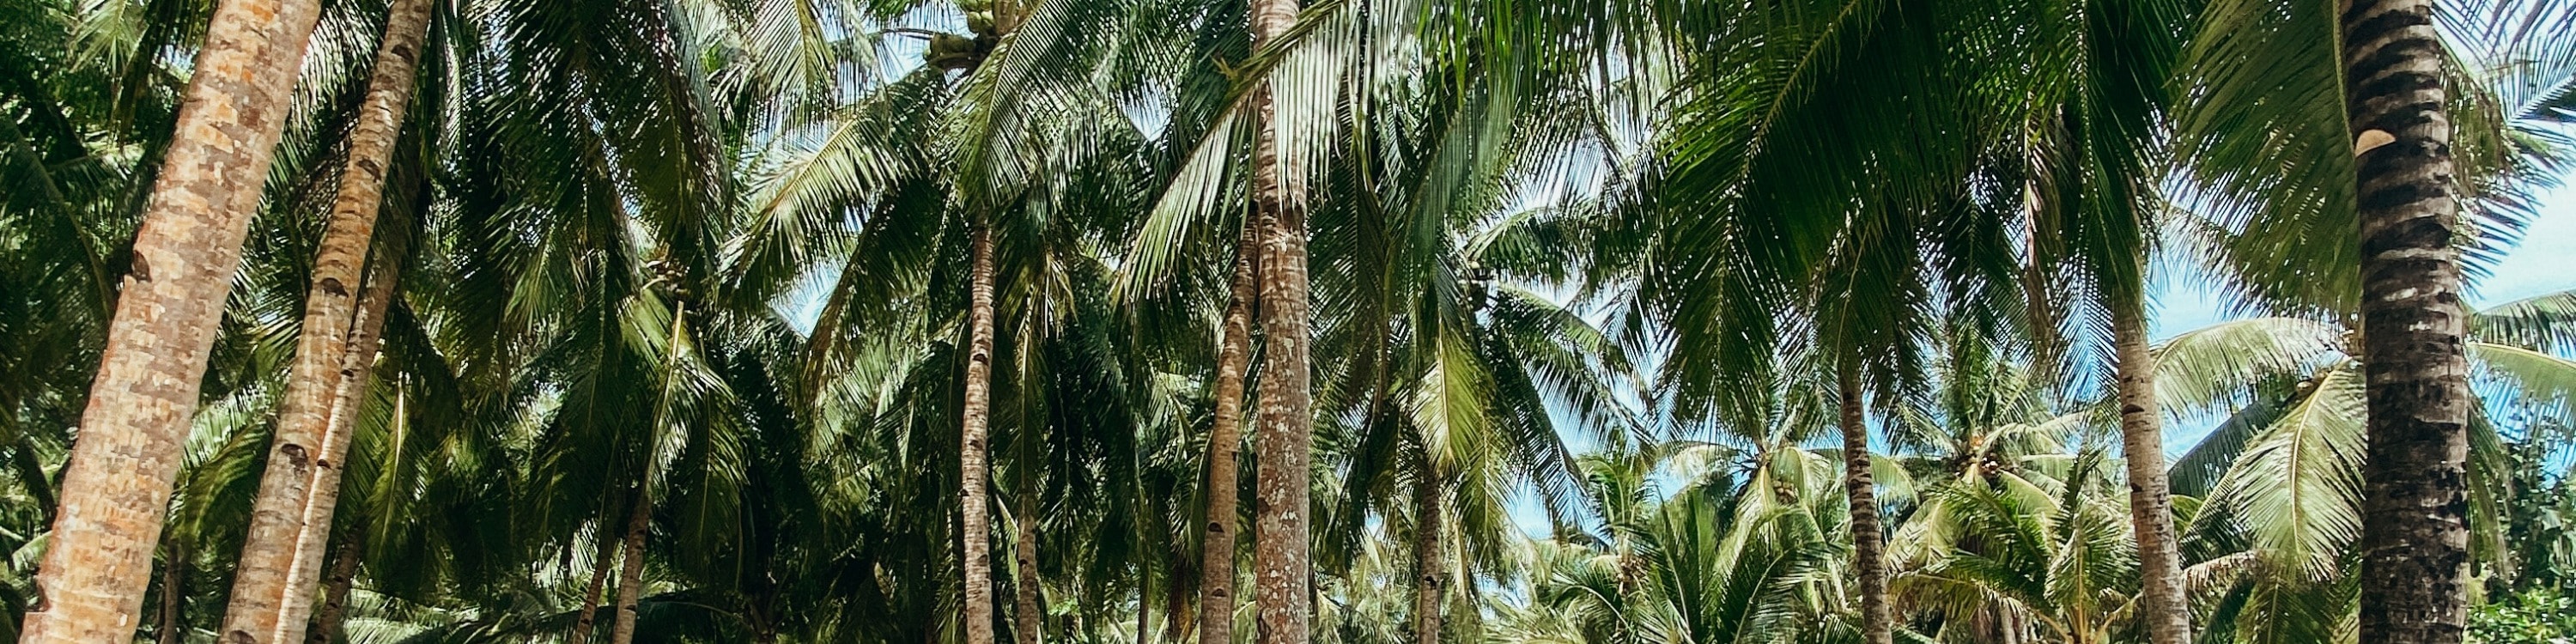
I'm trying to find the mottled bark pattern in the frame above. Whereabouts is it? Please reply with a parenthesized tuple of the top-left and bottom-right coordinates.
(2343, 2, 2471, 643)
(1838, 356, 1890, 644)
(2113, 300, 2189, 644)
(276, 248, 403, 644)
(1249, 0, 1312, 641)
(20, 0, 325, 640)
(963, 227, 1000, 644)
(1200, 228, 1256, 644)
(305, 530, 362, 644)
(610, 488, 650, 644)
(217, 0, 430, 637)
(1013, 492, 1041, 644)
(1411, 479, 1444, 644)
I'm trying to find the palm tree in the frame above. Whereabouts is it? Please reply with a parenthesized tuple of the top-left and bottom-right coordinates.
(217, 0, 434, 639)
(1247, 0, 1316, 638)
(2341, 0, 2478, 638)
(21, 0, 329, 637)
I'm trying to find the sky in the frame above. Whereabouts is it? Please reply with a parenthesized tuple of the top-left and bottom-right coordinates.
(2148, 180, 2576, 451)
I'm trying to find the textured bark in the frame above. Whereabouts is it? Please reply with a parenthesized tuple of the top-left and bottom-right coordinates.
(20, 0, 325, 639)
(2344, 2, 2471, 643)
(962, 226, 1000, 644)
(275, 252, 399, 644)
(303, 528, 362, 644)
(2111, 298, 2189, 644)
(1410, 478, 1444, 644)
(608, 487, 650, 644)
(1199, 227, 1257, 644)
(569, 535, 615, 644)
(1013, 485, 1041, 644)
(1249, 0, 1312, 640)
(1838, 355, 1891, 644)
(217, 0, 430, 638)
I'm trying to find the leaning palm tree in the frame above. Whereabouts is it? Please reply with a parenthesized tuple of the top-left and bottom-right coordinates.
(217, 0, 434, 639)
(20, 0, 328, 637)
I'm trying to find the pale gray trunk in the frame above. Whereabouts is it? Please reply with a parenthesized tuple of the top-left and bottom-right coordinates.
(963, 226, 1000, 644)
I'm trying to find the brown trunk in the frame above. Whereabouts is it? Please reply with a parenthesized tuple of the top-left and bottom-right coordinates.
(303, 528, 363, 644)
(1249, 0, 1312, 636)
(155, 544, 185, 644)
(19, 0, 325, 638)
(608, 487, 650, 644)
(1200, 225, 1258, 644)
(1838, 355, 1891, 644)
(216, 0, 431, 639)
(962, 226, 1000, 644)
(2112, 298, 2188, 644)
(2344, 2, 2471, 643)
(1410, 477, 1444, 644)
(569, 533, 615, 643)
(280, 214, 405, 644)
(1013, 484, 1041, 644)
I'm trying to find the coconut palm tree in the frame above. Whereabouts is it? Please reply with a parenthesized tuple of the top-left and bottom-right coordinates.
(19, 0, 328, 635)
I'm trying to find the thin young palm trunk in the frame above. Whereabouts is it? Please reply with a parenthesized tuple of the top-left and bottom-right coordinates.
(570, 533, 616, 643)
(20, 0, 324, 638)
(155, 543, 185, 644)
(2343, 2, 2472, 643)
(1838, 354, 1891, 644)
(608, 485, 650, 644)
(282, 208, 407, 644)
(2111, 297, 2188, 644)
(963, 225, 1000, 644)
(217, 0, 431, 639)
(1013, 470, 1041, 644)
(1200, 228, 1257, 644)
(304, 527, 362, 644)
(1410, 477, 1444, 644)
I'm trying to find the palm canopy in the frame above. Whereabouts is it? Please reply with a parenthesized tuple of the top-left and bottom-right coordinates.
(0, 0, 2573, 643)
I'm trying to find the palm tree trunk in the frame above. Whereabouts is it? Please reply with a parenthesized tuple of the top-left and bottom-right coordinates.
(1247, 0, 1312, 641)
(2111, 297, 2188, 644)
(281, 208, 407, 644)
(2343, 2, 2472, 643)
(1838, 354, 1891, 644)
(963, 225, 1001, 644)
(155, 543, 186, 644)
(1013, 480, 1041, 644)
(609, 486, 650, 644)
(1200, 227, 1257, 644)
(19, 0, 325, 639)
(216, 0, 431, 639)
(303, 527, 363, 644)
(1410, 477, 1444, 644)
(570, 533, 615, 643)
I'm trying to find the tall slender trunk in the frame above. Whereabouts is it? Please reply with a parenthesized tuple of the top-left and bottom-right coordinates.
(2344, 2, 2471, 643)
(2111, 297, 2188, 644)
(1249, 0, 1313, 639)
(20, 0, 325, 638)
(217, 0, 431, 639)
(569, 532, 616, 643)
(963, 226, 1000, 644)
(1200, 227, 1258, 644)
(1838, 354, 1891, 644)
(155, 543, 185, 644)
(279, 209, 407, 644)
(304, 527, 363, 644)
(1013, 468, 1041, 644)
(1410, 477, 1444, 644)
(608, 485, 650, 644)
